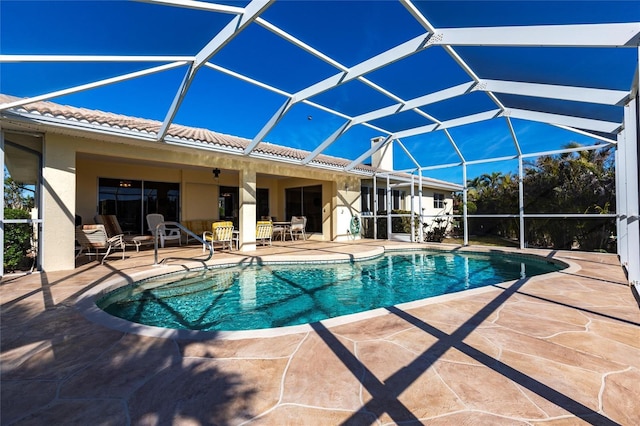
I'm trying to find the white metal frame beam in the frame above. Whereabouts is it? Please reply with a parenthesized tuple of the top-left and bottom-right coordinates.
(157, 0, 274, 141)
(432, 23, 640, 47)
(0, 62, 188, 111)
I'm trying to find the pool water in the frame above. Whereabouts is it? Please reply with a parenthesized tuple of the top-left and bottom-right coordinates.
(98, 251, 564, 331)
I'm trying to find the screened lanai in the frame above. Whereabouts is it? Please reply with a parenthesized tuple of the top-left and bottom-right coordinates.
(0, 1, 639, 287)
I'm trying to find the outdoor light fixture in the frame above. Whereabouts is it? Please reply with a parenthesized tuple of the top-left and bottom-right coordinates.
(212, 168, 221, 179)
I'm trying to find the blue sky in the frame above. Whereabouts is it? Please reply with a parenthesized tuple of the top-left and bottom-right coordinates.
(1, 0, 638, 184)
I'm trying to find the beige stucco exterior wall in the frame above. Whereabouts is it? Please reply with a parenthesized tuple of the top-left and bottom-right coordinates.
(42, 134, 78, 270)
(34, 129, 365, 270)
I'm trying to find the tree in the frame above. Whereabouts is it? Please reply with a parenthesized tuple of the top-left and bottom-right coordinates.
(465, 143, 615, 251)
(4, 171, 36, 272)
(4, 174, 35, 210)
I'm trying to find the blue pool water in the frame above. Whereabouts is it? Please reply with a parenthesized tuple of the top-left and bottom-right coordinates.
(97, 250, 565, 331)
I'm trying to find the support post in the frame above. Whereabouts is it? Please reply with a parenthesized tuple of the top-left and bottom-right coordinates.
(373, 176, 377, 240)
(518, 155, 525, 249)
(622, 93, 639, 287)
(386, 175, 391, 241)
(239, 166, 257, 251)
(418, 172, 423, 242)
(462, 162, 469, 246)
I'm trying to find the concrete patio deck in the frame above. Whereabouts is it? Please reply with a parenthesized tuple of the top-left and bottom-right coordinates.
(1, 240, 639, 425)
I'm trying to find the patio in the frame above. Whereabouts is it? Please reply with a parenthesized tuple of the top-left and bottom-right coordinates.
(1, 240, 638, 425)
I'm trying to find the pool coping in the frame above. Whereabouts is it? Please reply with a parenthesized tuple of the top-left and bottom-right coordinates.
(75, 245, 579, 341)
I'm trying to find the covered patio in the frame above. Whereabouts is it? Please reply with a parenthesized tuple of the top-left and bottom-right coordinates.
(1, 240, 638, 424)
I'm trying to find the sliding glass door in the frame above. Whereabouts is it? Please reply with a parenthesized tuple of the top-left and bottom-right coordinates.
(98, 178, 179, 234)
(285, 185, 322, 233)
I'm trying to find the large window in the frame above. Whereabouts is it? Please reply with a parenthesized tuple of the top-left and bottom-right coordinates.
(98, 178, 180, 234)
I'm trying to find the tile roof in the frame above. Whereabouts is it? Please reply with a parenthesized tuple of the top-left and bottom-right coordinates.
(0, 94, 462, 190)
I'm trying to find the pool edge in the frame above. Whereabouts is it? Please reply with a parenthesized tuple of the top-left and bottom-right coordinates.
(75, 245, 580, 341)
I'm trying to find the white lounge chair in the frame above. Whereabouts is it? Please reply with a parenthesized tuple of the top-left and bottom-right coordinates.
(146, 213, 181, 248)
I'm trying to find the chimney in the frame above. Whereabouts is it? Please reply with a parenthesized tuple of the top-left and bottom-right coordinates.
(371, 136, 393, 171)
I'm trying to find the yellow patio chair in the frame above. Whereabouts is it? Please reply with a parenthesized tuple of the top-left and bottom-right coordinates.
(256, 221, 273, 246)
(75, 224, 126, 264)
(203, 221, 234, 252)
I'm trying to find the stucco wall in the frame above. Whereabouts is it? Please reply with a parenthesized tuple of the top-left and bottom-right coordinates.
(42, 134, 78, 270)
(35, 130, 360, 269)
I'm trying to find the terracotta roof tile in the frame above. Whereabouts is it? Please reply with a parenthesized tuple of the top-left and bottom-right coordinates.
(0, 94, 461, 188)
(0, 93, 375, 171)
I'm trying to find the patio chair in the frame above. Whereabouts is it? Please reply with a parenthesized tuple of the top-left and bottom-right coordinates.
(289, 216, 307, 240)
(146, 213, 181, 248)
(75, 224, 125, 264)
(256, 221, 273, 246)
(203, 221, 234, 252)
(95, 214, 154, 252)
(271, 220, 287, 242)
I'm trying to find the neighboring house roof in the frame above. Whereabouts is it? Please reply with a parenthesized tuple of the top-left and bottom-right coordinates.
(0, 93, 462, 191)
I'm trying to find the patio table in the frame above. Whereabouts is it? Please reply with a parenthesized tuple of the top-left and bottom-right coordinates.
(272, 221, 290, 241)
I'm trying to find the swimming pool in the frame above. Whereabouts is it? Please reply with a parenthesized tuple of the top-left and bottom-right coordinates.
(97, 250, 565, 332)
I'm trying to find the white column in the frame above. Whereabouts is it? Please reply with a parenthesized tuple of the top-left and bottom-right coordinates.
(373, 176, 377, 240)
(622, 95, 639, 287)
(386, 175, 391, 240)
(42, 135, 76, 271)
(239, 166, 257, 251)
(462, 163, 469, 246)
(615, 137, 627, 266)
(410, 174, 415, 243)
(518, 155, 525, 249)
(418, 172, 423, 242)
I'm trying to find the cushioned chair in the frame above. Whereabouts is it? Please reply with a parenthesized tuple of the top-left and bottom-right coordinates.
(289, 216, 307, 240)
(256, 221, 273, 246)
(95, 214, 154, 252)
(146, 213, 181, 248)
(75, 224, 125, 264)
(203, 221, 234, 252)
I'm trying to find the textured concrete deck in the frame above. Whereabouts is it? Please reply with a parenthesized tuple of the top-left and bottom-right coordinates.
(1, 240, 639, 425)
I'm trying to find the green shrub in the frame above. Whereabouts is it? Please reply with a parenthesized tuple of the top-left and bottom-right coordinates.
(3, 208, 32, 272)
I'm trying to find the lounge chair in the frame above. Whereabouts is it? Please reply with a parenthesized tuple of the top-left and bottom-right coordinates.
(256, 221, 273, 246)
(146, 213, 182, 248)
(95, 214, 154, 252)
(203, 221, 234, 252)
(289, 216, 307, 240)
(75, 224, 125, 264)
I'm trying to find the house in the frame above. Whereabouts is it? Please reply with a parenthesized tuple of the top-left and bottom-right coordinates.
(1, 94, 461, 272)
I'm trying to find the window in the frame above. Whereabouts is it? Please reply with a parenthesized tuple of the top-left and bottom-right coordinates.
(360, 186, 371, 212)
(392, 190, 404, 210)
(434, 193, 445, 209)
